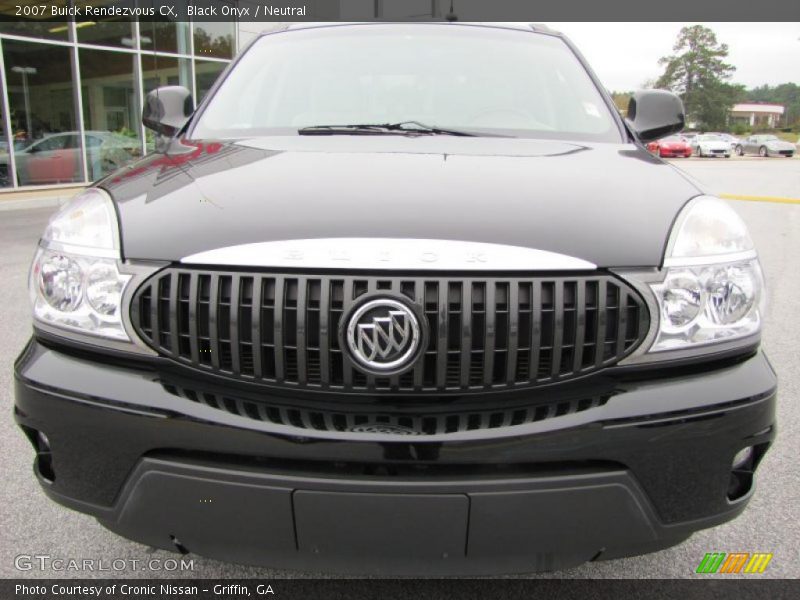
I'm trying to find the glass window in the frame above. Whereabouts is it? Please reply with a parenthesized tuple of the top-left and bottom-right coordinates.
(195, 60, 227, 104)
(29, 135, 70, 152)
(138, 18, 192, 55)
(3, 39, 82, 186)
(194, 22, 235, 59)
(0, 2, 70, 41)
(76, 19, 134, 49)
(141, 55, 192, 94)
(79, 48, 142, 181)
(1, 96, 10, 187)
(192, 25, 620, 142)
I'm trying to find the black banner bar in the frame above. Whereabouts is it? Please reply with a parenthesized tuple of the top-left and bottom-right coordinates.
(3, 579, 800, 600)
(1, 0, 799, 22)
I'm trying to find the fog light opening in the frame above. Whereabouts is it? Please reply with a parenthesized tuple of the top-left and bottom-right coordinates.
(727, 471, 753, 501)
(727, 442, 770, 502)
(21, 426, 55, 483)
(732, 445, 754, 470)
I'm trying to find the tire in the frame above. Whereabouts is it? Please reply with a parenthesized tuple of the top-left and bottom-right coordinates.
(735, 145, 744, 156)
(759, 146, 767, 157)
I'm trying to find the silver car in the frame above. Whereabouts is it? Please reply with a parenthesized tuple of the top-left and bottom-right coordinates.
(710, 132, 740, 152)
(735, 134, 795, 158)
(691, 134, 731, 158)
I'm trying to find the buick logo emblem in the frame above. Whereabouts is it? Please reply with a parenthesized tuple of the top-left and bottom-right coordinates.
(349, 423, 420, 435)
(345, 298, 421, 373)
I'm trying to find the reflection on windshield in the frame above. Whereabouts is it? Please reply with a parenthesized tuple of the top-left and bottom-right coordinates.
(193, 25, 620, 142)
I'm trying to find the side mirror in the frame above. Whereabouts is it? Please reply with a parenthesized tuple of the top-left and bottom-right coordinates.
(626, 90, 685, 143)
(142, 86, 193, 137)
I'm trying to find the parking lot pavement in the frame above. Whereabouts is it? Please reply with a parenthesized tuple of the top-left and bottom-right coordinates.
(666, 155, 800, 200)
(1, 158, 798, 579)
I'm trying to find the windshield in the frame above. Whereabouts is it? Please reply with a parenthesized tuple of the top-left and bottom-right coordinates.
(662, 136, 685, 143)
(192, 24, 620, 142)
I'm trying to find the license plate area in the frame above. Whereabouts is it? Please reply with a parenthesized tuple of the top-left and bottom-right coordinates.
(293, 491, 469, 559)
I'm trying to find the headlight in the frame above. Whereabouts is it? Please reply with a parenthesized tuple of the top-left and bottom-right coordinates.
(622, 196, 764, 359)
(29, 188, 133, 342)
(649, 259, 762, 351)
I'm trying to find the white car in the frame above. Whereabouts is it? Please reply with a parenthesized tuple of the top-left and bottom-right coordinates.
(713, 133, 740, 152)
(692, 134, 731, 158)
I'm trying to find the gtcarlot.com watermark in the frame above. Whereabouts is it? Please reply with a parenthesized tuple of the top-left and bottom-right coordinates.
(15, 554, 195, 572)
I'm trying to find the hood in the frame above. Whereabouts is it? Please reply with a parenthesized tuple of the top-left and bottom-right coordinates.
(101, 136, 701, 268)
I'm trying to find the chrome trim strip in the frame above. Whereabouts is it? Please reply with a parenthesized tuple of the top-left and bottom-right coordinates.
(180, 238, 597, 271)
(118, 260, 169, 355)
(662, 249, 758, 268)
(39, 240, 120, 260)
(611, 268, 661, 364)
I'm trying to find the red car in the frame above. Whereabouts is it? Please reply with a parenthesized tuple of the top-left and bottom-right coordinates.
(646, 135, 692, 158)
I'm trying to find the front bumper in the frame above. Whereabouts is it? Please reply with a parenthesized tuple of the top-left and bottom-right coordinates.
(14, 339, 777, 575)
(660, 148, 691, 158)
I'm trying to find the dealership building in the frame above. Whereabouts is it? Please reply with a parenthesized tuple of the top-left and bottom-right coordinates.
(728, 102, 787, 129)
(0, 1, 476, 194)
(0, 13, 247, 192)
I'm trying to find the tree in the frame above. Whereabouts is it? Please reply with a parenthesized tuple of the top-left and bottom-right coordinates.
(609, 91, 633, 116)
(656, 25, 739, 130)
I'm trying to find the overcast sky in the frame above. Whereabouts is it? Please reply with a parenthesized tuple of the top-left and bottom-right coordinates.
(545, 22, 800, 91)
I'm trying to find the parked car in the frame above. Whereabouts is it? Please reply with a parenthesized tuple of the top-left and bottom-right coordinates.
(691, 134, 731, 158)
(646, 135, 691, 158)
(706, 132, 740, 152)
(735, 134, 795, 157)
(0, 130, 140, 186)
(15, 23, 775, 576)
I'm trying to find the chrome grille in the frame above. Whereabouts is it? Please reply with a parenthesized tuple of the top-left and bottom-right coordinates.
(131, 270, 648, 393)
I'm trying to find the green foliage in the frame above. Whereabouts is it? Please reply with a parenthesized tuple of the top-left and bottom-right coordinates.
(116, 126, 139, 140)
(656, 25, 741, 130)
(609, 91, 633, 116)
(731, 122, 749, 136)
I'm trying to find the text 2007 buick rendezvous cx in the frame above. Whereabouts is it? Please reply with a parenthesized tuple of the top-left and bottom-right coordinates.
(15, 23, 776, 575)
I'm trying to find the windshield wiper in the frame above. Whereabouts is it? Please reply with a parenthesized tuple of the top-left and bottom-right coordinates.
(298, 121, 487, 137)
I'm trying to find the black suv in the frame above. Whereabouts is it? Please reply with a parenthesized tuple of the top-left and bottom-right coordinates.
(15, 23, 776, 575)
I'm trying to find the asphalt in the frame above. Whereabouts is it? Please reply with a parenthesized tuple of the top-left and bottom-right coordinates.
(0, 158, 798, 579)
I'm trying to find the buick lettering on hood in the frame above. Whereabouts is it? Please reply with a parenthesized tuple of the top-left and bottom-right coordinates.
(15, 23, 776, 575)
